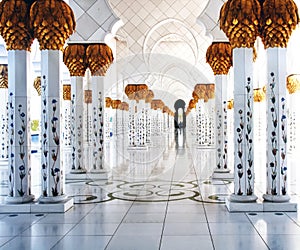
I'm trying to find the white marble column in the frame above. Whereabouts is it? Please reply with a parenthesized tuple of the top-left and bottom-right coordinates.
(230, 48, 257, 202)
(105, 106, 112, 140)
(69, 77, 86, 174)
(196, 100, 205, 146)
(263, 48, 289, 202)
(91, 76, 105, 172)
(0, 88, 8, 161)
(83, 77, 93, 173)
(6, 50, 34, 203)
(128, 100, 136, 147)
(145, 102, 151, 145)
(207, 98, 215, 146)
(40, 50, 67, 203)
(62, 87, 72, 171)
(136, 100, 146, 147)
(214, 75, 230, 173)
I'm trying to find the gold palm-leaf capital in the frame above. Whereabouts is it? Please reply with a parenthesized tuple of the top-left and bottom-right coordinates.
(206, 42, 233, 75)
(260, 0, 299, 48)
(145, 89, 154, 103)
(86, 43, 114, 76)
(30, 0, 76, 51)
(0, 0, 34, 51)
(125, 84, 137, 100)
(219, 0, 261, 48)
(63, 44, 87, 77)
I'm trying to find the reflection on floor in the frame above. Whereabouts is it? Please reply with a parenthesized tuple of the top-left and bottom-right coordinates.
(0, 133, 300, 249)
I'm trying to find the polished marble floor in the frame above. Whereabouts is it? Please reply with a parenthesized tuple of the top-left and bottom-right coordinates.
(0, 132, 300, 249)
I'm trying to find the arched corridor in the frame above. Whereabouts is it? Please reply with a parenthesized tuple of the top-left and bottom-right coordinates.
(1, 0, 300, 249)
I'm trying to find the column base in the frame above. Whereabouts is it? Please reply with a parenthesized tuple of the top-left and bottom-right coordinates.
(88, 171, 108, 180)
(195, 143, 215, 149)
(127, 146, 148, 150)
(0, 197, 73, 213)
(89, 168, 107, 174)
(66, 172, 108, 180)
(69, 169, 87, 174)
(212, 168, 233, 179)
(226, 197, 297, 212)
(263, 194, 290, 202)
(5, 194, 35, 204)
(229, 194, 258, 202)
(38, 194, 68, 204)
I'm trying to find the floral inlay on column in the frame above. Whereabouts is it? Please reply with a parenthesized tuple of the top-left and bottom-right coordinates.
(220, 0, 260, 201)
(0, 0, 35, 203)
(8, 92, 14, 197)
(30, 0, 75, 202)
(260, 0, 299, 202)
(245, 78, 254, 195)
(206, 42, 232, 171)
(63, 44, 87, 174)
(86, 43, 114, 171)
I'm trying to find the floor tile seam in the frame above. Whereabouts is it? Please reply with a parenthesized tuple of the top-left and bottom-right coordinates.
(158, 149, 178, 250)
(285, 212, 300, 226)
(49, 217, 93, 249)
(187, 145, 216, 250)
(0, 235, 19, 248)
(245, 213, 271, 250)
(103, 195, 137, 250)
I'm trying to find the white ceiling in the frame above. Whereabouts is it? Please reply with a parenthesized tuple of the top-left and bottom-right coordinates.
(1, 0, 228, 109)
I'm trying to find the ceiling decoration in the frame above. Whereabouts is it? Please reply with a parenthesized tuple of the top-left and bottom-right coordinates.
(109, 0, 215, 100)
(69, 0, 120, 41)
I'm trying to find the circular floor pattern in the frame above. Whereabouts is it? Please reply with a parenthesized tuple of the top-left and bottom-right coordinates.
(71, 194, 113, 204)
(202, 179, 232, 185)
(109, 180, 200, 202)
(191, 193, 228, 204)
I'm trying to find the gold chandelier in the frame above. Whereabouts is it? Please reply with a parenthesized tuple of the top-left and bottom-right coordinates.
(253, 87, 266, 102)
(227, 99, 234, 109)
(0, 65, 8, 89)
(63, 84, 71, 101)
(287, 74, 300, 94)
(33, 76, 41, 95)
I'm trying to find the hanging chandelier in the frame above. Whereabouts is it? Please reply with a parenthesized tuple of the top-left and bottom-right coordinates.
(253, 87, 266, 102)
(33, 76, 41, 95)
(63, 84, 71, 101)
(0, 65, 8, 89)
(286, 74, 300, 94)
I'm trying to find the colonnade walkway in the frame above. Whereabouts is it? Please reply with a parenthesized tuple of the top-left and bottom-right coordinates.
(0, 133, 300, 249)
